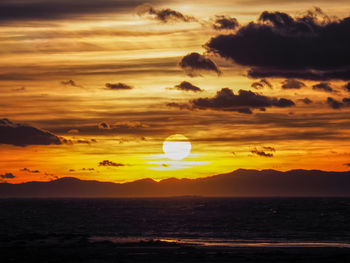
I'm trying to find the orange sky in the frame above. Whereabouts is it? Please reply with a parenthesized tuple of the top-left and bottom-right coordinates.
(1, 0, 350, 183)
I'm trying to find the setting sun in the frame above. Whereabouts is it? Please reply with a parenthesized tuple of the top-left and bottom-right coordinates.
(162, 134, 191, 161)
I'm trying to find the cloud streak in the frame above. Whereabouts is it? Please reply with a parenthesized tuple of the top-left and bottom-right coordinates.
(0, 0, 154, 22)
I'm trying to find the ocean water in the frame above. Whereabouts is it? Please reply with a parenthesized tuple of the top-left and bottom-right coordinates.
(1, 198, 350, 247)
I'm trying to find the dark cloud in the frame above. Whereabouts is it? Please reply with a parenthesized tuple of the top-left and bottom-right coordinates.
(263, 146, 276, 152)
(327, 97, 342, 109)
(0, 173, 15, 179)
(137, 4, 196, 23)
(76, 139, 90, 144)
(260, 79, 273, 89)
(212, 15, 239, 30)
(312, 82, 334, 92)
(174, 81, 203, 92)
(191, 88, 295, 114)
(0, 0, 153, 22)
(247, 68, 350, 81)
(251, 79, 272, 89)
(20, 168, 40, 173)
(0, 118, 63, 147)
(81, 168, 95, 171)
(251, 148, 274, 157)
(205, 9, 350, 80)
(97, 121, 147, 132)
(98, 122, 111, 130)
(345, 163, 350, 167)
(98, 160, 124, 167)
(105, 83, 133, 90)
(251, 82, 264, 90)
(343, 82, 350, 92)
(327, 97, 350, 109)
(281, 79, 305, 89)
(60, 80, 83, 88)
(179, 52, 221, 77)
(299, 98, 313, 104)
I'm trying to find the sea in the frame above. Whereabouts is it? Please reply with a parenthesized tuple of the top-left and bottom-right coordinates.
(1, 197, 350, 248)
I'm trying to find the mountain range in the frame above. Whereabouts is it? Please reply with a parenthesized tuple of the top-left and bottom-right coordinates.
(1, 169, 350, 197)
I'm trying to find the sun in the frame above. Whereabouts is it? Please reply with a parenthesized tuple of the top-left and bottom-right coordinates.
(163, 134, 191, 161)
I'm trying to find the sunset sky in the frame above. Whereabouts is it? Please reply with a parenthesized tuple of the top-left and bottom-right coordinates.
(1, 0, 350, 183)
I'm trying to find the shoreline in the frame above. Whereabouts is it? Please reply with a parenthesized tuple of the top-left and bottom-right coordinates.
(89, 236, 350, 248)
(2, 237, 350, 262)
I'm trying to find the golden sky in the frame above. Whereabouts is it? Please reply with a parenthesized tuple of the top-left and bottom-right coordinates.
(1, 0, 350, 183)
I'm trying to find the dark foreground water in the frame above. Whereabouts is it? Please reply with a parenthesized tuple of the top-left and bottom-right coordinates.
(1, 198, 350, 262)
(1, 197, 350, 243)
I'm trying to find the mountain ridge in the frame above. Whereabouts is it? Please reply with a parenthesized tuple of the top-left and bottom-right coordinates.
(1, 169, 350, 197)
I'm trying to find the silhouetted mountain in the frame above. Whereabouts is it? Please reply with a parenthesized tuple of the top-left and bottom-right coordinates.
(1, 169, 350, 197)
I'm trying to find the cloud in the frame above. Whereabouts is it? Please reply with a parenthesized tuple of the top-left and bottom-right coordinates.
(0, 0, 153, 22)
(205, 8, 350, 80)
(312, 82, 334, 92)
(251, 79, 272, 89)
(263, 146, 275, 152)
(113, 121, 148, 129)
(76, 139, 90, 144)
(343, 82, 350, 92)
(299, 98, 313, 104)
(105, 83, 133, 90)
(12, 87, 26, 92)
(137, 4, 196, 23)
(98, 121, 147, 132)
(173, 81, 203, 92)
(166, 102, 192, 110)
(68, 129, 79, 134)
(20, 168, 40, 173)
(0, 173, 15, 179)
(179, 52, 221, 77)
(60, 80, 83, 88)
(212, 15, 239, 30)
(191, 88, 295, 114)
(327, 97, 350, 109)
(281, 79, 305, 89)
(0, 118, 63, 147)
(98, 160, 124, 167)
(251, 149, 274, 157)
(81, 168, 95, 171)
(98, 122, 111, 130)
